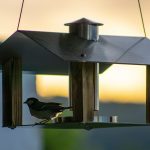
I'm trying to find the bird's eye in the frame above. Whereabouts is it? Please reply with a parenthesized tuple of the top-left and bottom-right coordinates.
(28, 100, 34, 105)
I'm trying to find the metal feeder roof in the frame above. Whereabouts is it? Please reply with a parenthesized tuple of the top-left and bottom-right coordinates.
(0, 18, 150, 74)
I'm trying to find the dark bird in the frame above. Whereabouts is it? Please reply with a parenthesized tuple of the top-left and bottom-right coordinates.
(24, 97, 71, 124)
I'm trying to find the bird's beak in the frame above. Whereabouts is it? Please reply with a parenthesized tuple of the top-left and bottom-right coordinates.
(24, 101, 27, 104)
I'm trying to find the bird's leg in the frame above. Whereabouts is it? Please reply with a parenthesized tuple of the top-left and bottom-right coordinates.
(33, 119, 49, 126)
(33, 112, 62, 126)
(51, 112, 62, 121)
(40, 119, 49, 124)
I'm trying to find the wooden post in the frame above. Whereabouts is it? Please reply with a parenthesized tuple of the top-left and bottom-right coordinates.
(2, 57, 22, 128)
(69, 62, 99, 122)
(146, 65, 150, 123)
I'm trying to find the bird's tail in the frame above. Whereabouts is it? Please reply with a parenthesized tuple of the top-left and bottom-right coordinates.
(62, 106, 72, 110)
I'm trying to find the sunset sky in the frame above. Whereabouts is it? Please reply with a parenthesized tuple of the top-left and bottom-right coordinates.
(1, 0, 150, 103)
(36, 64, 146, 103)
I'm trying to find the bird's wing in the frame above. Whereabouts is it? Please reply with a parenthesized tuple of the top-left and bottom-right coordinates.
(32, 102, 62, 112)
(46, 102, 62, 106)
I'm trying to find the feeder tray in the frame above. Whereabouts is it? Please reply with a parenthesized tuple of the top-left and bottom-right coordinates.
(19, 122, 150, 130)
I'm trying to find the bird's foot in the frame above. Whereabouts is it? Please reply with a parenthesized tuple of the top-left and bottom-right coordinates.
(32, 122, 40, 126)
(33, 120, 49, 126)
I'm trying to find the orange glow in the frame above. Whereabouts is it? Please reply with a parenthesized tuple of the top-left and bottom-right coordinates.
(1, 0, 150, 42)
(36, 64, 146, 104)
(99, 64, 145, 103)
(36, 75, 69, 98)
(20, 0, 145, 37)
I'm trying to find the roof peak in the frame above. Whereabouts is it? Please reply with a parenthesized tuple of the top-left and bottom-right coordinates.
(65, 18, 103, 26)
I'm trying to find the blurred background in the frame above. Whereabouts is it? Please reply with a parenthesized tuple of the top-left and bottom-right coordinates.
(1, 0, 150, 150)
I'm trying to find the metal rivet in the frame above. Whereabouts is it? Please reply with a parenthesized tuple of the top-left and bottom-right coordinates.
(81, 53, 86, 57)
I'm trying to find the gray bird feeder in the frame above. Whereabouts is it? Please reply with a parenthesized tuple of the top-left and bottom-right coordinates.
(0, 18, 150, 129)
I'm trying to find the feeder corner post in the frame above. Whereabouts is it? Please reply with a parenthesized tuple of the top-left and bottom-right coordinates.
(69, 62, 99, 122)
(2, 57, 22, 128)
(146, 65, 150, 123)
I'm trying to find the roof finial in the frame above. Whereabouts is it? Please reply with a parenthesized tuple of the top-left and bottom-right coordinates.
(65, 18, 103, 41)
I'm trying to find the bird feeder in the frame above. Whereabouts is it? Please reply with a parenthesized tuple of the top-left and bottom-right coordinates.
(1, 18, 150, 129)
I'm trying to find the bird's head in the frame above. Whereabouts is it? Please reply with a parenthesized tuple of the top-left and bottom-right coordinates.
(24, 97, 39, 106)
